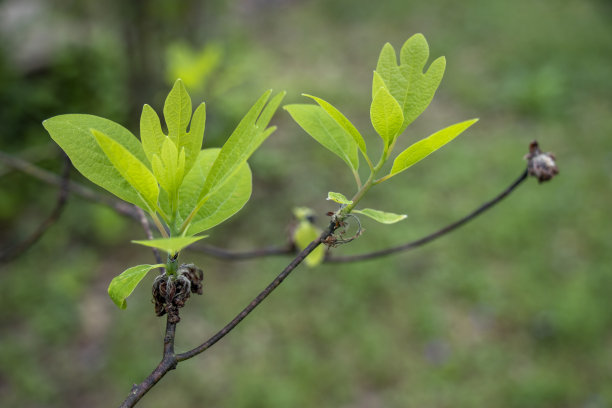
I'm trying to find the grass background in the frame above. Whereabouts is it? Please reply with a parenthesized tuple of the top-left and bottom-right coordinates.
(1, 0, 611, 407)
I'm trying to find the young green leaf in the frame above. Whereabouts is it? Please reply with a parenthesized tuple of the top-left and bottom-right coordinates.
(373, 34, 446, 132)
(327, 191, 353, 205)
(132, 235, 207, 254)
(163, 79, 192, 145)
(293, 220, 325, 267)
(284, 104, 359, 170)
(371, 71, 387, 99)
(151, 136, 186, 196)
(184, 102, 206, 173)
(397, 34, 446, 128)
(196, 90, 284, 205)
(140, 104, 166, 164)
(108, 264, 165, 309)
(178, 149, 252, 235)
(353, 208, 407, 224)
(92, 129, 159, 210)
(370, 86, 404, 147)
(303, 94, 367, 154)
(43, 114, 150, 208)
(389, 119, 478, 178)
(375, 43, 408, 105)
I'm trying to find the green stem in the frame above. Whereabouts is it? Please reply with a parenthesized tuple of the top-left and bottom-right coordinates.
(351, 168, 362, 190)
(150, 212, 169, 239)
(343, 147, 388, 214)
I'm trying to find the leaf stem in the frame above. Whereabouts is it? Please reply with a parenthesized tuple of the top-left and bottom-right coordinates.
(351, 168, 363, 190)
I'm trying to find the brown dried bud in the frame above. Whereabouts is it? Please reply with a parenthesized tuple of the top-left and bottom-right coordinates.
(151, 264, 205, 321)
(179, 264, 204, 295)
(525, 141, 559, 183)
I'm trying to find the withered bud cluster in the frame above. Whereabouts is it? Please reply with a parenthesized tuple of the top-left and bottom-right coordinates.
(525, 141, 559, 183)
(152, 264, 204, 323)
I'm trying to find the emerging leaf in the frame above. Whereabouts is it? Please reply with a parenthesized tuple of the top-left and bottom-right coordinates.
(184, 102, 206, 173)
(375, 43, 408, 106)
(108, 264, 165, 309)
(179, 149, 252, 235)
(389, 119, 479, 178)
(196, 90, 284, 205)
(293, 219, 325, 267)
(353, 208, 407, 224)
(140, 104, 166, 164)
(370, 86, 404, 148)
(327, 192, 353, 205)
(132, 236, 207, 254)
(374, 34, 446, 133)
(92, 129, 159, 210)
(303, 94, 367, 154)
(43, 114, 150, 208)
(163, 79, 192, 145)
(151, 136, 186, 196)
(284, 104, 359, 170)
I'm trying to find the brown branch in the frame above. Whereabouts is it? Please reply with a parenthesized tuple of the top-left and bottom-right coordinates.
(119, 221, 337, 406)
(135, 207, 163, 266)
(326, 168, 529, 263)
(176, 222, 334, 361)
(189, 243, 294, 260)
(0, 150, 140, 221)
(0, 154, 72, 263)
(119, 318, 177, 408)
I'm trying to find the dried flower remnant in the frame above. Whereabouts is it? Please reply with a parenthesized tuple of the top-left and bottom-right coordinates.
(152, 264, 204, 323)
(525, 141, 559, 183)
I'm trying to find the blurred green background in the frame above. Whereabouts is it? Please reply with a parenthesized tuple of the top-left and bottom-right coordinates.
(1, 0, 611, 407)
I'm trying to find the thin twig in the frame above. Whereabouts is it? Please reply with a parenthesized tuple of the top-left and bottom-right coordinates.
(0, 154, 72, 263)
(0, 150, 140, 220)
(118, 221, 337, 406)
(135, 207, 163, 266)
(189, 243, 294, 260)
(177, 221, 335, 361)
(119, 318, 177, 408)
(326, 168, 530, 263)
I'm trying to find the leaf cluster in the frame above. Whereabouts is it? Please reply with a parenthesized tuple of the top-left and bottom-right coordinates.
(44, 80, 284, 307)
(286, 34, 477, 232)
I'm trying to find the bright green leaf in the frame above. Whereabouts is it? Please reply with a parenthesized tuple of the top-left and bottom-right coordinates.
(284, 104, 359, 170)
(353, 208, 407, 224)
(375, 43, 408, 105)
(370, 87, 404, 147)
(132, 235, 207, 254)
(373, 34, 446, 132)
(389, 119, 478, 178)
(184, 102, 206, 173)
(92, 129, 159, 210)
(140, 104, 165, 164)
(372, 71, 387, 100)
(327, 191, 353, 205)
(397, 34, 446, 128)
(303, 94, 367, 155)
(179, 149, 252, 235)
(163, 79, 192, 145)
(293, 220, 325, 267)
(43, 114, 150, 208)
(399, 33, 430, 75)
(196, 90, 283, 205)
(108, 264, 165, 309)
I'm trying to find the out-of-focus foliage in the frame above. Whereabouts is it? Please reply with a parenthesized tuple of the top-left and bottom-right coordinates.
(1, 0, 611, 407)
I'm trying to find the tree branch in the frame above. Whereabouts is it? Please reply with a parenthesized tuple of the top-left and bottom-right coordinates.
(118, 221, 336, 406)
(189, 243, 294, 260)
(0, 150, 140, 221)
(119, 318, 177, 408)
(326, 168, 529, 262)
(0, 154, 72, 263)
(176, 220, 336, 361)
